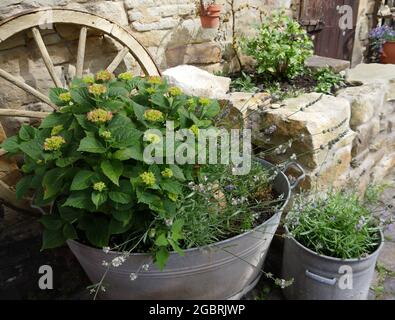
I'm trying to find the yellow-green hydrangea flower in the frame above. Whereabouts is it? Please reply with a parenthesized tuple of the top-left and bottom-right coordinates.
(59, 92, 72, 103)
(83, 75, 95, 84)
(96, 70, 113, 82)
(51, 125, 64, 136)
(44, 136, 65, 151)
(145, 133, 161, 144)
(100, 130, 112, 140)
(93, 182, 107, 192)
(189, 124, 199, 137)
(146, 87, 156, 95)
(147, 76, 162, 85)
(118, 72, 133, 81)
(161, 168, 173, 178)
(140, 171, 156, 187)
(87, 108, 113, 124)
(187, 98, 197, 111)
(88, 84, 107, 96)
(144, 109, 164, 122)
(168, 86, 182, 97)
(199, 97, 211, 106)
(168, 193, 178, 202)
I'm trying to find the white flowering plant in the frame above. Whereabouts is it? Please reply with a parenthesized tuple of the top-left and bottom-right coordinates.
(286, 191, 382, 259)
(0, 70, 225, 268)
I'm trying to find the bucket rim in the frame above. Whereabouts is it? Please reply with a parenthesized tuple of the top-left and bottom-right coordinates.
(284, 225, 384, 263)
(68, 159, 292, 257)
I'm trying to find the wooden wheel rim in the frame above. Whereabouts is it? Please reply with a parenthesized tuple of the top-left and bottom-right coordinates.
(0, 7, 161, 76)
(0, 8, 161, 213)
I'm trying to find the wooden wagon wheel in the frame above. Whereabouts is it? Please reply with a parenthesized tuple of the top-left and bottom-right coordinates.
(0, 8, 161, 215)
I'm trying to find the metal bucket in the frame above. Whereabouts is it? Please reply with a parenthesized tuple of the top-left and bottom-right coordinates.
(67, 160, 304, 300)
(282, 228, 384, 300)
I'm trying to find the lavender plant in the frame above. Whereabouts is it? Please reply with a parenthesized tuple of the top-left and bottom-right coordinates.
(286, 191, 382, 259)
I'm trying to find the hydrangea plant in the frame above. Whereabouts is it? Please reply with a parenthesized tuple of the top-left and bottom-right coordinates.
(1, 70, 222, 269)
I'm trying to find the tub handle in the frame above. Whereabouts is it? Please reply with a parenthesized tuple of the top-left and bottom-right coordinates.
(283, 162, 306, 190)
(305, 270, 337, 286)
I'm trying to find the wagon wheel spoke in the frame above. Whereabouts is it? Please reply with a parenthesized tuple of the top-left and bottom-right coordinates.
(107, 46, 129, 73)
(0, 109, 50, 119)
(76, 27, 88, 78)
(0, 68, 57, 110)
(31, 27, 63, 88)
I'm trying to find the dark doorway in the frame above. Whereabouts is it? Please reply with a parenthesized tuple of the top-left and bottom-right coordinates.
(298, 0, 360, 61)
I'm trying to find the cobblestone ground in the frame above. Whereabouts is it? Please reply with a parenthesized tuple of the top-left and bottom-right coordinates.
(247, 170, 395, 301)
(369, 171, 395, 300)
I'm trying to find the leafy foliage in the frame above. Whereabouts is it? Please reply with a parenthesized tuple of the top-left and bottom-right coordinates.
(313, 68, 346, 95)
(230, 72, 259, 93)
(1, 71, 222, 269)
(241, 12, 314, 81)
(286, 191, 382, 259)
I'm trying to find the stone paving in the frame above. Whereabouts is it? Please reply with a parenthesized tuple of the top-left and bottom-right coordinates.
(369, 170, 395, 300)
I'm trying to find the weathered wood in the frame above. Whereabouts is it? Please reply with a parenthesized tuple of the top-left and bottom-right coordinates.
(0, 68, 57, 110)
(0, 109, 50, 119)
(31, 27, 63, 88)
(76, 27, 87, 78)
(0, 179, 39, 215)
(106, 47, 129, 73)
(0, 8, 161, 76)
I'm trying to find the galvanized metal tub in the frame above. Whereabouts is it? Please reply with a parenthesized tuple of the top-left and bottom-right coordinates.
(282, 228, 384, 300)
(67, 160, 302, 300)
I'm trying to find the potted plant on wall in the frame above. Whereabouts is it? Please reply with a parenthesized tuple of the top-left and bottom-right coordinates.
(0, 70, 303, 299)
(369, 25, 395, 64)
(282, 190, 384, 300)
(196, 0, 223, 29)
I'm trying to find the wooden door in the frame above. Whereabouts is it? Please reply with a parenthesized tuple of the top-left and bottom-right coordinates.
(299, 0, 360, 61)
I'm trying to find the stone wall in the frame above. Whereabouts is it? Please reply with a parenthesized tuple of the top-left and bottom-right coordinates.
(352, 0, 378, 67)
(248, 63, 395, 195)
(0, 0, 296, 136)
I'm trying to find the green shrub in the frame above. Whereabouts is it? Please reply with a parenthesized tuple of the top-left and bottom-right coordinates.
(286, 191, 381, 259)
(230, 72, 259, 93)
(241, 12, 314, 81)
(314, 67, 346, 95)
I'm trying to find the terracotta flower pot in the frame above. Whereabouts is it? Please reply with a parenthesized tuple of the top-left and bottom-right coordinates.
(380, 41, 395, 64)
(200, 4, 222, 29)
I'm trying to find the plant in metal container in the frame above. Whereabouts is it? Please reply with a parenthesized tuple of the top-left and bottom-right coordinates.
(0, 70, 302, 300)
(196, 0, 222, 29)
(282, 189, 386, 300)
(368, 25, 395, 64)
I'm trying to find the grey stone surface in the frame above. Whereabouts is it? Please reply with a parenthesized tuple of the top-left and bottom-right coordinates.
(305, 55, 351, 73)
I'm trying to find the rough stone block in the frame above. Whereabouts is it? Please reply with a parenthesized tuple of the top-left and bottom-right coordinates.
(337, 83, 387, 129)
(346, 63, 395, 100)
(305, 55, 351, 73)
(165, 43, 222, 67)
(300, 143, 353, 191)
(163, 64, 231, 99)
(132, 17, 179, 31)
(372, 152, 395, 184)
(251, 93, 352, 170)
(352, 118, 380, 157)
